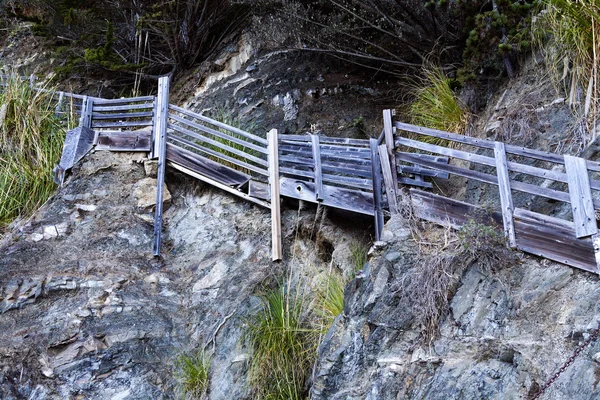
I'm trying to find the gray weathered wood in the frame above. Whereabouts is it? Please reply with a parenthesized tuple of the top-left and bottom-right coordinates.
(268, 129, 282, 261)
(169, 113, 268, 155)
(96, 131, 151, 152)
(279, 140, 371, 155)
(513, 208, 596, 273)
(92, 120, 154, 129)
(396, 152, 449, 164)
(168, 122, 268, 166)
(93, 102, 154, 112)
(167, 143, 250, 187)
(93, 95, 155, 105)
(92, 111, 154, 120)
(311, 134, 324, 201)
(370, 139, 384, 241)
(169, 104, 267, 146)
(278, 134, 370, 146)
(168, 133, 269, 177)
(399, 177, 433, 189)
(279, 165, 373, 191)
(80, 96, 93, 128)
(395, 121, 600, 173)
(153, 76, 170, 257)
(564, 155, 597, 238)
(280, 177, 374, 216)
(397, 165, 450, 179)
(379, 143, 398, 214)
(383, 109, 399, 201)
(494, 142, 516, 247)
(167, 162, 270, 209)
(279, 154, 372, 175)
(410, 189, 500, 230)
(248, 180, 270, 201)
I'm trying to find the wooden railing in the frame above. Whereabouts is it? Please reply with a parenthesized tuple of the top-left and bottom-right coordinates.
(37, 74, 600, 272)
(393, 120, 600, 274)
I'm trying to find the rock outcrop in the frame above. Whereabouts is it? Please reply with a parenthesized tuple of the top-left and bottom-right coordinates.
(313, 215, 600, 399)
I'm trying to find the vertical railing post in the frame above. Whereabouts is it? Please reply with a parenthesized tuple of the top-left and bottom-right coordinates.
(79, 96, 93, 129)
(268, 128, 282, 261)
(311, 134, 324, 201)
(370, 138, 384, 241)
(383, 109, 399, 212)
(152, 76, 170, 257)
(494, 142, 516, 247)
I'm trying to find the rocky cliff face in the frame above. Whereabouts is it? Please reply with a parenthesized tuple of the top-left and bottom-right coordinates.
(313, 215, 600, 400)
(0, 150, 367, 399)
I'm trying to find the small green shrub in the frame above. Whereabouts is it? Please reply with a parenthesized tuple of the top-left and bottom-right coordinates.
(174, 350, 211, 399)
(0, 73, 66, 229)
(409, 66, 469, 137)
(247, 284, 318, 400)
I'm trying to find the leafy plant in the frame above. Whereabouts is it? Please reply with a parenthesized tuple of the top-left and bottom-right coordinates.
(247, 284, 318, 400)
(0, 73, 67, 229)
(174, 350, 211, 399)
(409, 66, 469, 136)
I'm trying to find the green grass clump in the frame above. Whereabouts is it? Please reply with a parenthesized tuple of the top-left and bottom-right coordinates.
(533, 0, 600, 145)
(350, 241, 368, 273)
(315, 271, 346, 329)
(409, 66, 469, 136)
(0, 73, 66, 229)
(174, 350, 211, 399)
(247, 284, 318, 400)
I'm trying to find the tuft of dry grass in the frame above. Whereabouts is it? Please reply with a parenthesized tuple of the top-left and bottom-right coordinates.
(533, 0, 600, 147)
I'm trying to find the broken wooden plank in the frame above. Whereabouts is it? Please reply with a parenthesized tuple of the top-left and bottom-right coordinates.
(268, 129, 282, 261)
(379, 143, 398, 214)
(564, 155, 597, 238)
(513, 208, 596, 273)
(169, 104, 267, 146)
(248, 180, 270, 201)
(96, 131, 152, 152)
(168, 162, 270, 209)
(370, 139, 384, 241)
(153, 76, 169, 257)
(280, 178, 374, 215)
(495, 142, 516, 247)
(311, 134, 324, 201)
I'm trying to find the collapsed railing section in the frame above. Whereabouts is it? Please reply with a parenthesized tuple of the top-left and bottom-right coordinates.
(394, 121, 600, 274)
